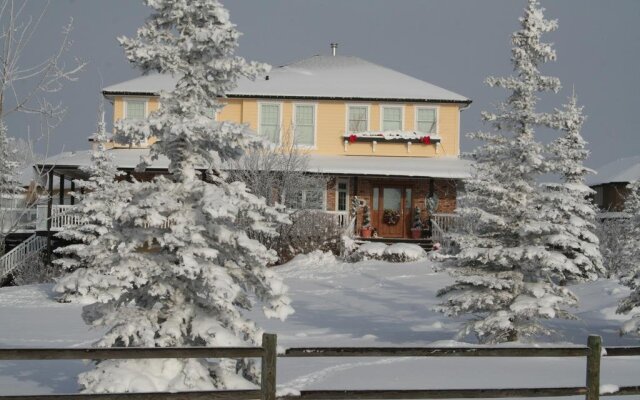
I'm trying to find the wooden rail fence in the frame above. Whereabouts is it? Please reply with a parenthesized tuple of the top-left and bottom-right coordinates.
(0, 334, 638, 400)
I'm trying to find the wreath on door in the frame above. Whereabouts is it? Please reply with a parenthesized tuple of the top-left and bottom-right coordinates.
(383, 209, 401, 225)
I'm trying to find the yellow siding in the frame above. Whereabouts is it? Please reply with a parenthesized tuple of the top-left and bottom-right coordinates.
(110, 96, 462, 157)
(217, 98, 242, 122)
(148, 97, 160, 113)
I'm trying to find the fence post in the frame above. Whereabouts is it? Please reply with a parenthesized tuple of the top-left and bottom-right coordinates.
(261, 333, 277, 400)
(586, 335, 602, 400)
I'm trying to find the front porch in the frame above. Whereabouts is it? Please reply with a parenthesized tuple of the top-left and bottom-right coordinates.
(324, 175, 458, 241)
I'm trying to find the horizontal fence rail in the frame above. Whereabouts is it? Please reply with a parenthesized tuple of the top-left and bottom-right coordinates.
(0, 333, 277, 400)
(2, 390, 262, 400)
(0, 346, 265, 361)
(283, 346, 589, 357)
(0, 334, 639, 400)
(277, 387, 590, 400)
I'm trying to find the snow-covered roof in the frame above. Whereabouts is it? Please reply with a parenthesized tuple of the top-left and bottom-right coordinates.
(306, 154, 471, 179)
(38, 148, 471, 179)
(587, 155, 640, 186)
(103, 55, 470, 103)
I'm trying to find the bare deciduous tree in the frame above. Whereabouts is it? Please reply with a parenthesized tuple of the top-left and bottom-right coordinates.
(0, 0, 84, 255)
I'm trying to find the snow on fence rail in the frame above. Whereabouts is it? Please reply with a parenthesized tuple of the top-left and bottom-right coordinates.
(0, 334, 638, 399)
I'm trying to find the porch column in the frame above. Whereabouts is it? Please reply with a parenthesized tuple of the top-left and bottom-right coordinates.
(59, 174, 65, 205)
(70, 180, 75, 205)
(46, 172, 54, 262)
(428, 178, 435, 236)
(353, 176, 359, 236)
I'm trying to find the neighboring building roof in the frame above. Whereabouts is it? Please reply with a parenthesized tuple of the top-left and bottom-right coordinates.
(38, 148, 472, 180)
(103, 55, 470, 103)
(587, 155, 640, 186)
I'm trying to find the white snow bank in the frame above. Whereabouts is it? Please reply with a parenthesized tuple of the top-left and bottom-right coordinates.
(2, 261, 640, 396)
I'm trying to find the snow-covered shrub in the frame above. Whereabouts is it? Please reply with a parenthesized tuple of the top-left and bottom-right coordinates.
(597, 215, 631, 279)
(11, 252, 61, 285)
(269, 210, 343, 264)
(383, 243, 427, 262)
(351, 242, 388, 261)
(350, 242, 426, 263)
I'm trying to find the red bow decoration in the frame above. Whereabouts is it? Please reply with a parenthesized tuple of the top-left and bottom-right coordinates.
(421, 135, 431, 145)
(348, 134, 357, 143)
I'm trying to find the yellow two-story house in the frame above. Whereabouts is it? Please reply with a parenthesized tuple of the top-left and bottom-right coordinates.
(40, 48, 471, 240)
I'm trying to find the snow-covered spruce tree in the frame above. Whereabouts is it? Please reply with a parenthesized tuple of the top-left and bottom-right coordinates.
(437, 0, 583, 343)
(73, 0, 293, 393)
(53, 109, 126, 302)
(0, 121, 23, 254)
(616, 180, 640, 336)
(538, 94, 604, 282)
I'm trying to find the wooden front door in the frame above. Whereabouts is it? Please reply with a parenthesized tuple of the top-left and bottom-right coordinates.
(375, 187, 406, 238)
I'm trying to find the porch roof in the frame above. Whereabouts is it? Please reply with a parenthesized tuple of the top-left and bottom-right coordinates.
(306, 155, 471, 179)
(38, 149, 472, 180)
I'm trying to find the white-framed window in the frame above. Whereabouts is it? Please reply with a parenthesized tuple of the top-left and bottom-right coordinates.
(336, 178, 349, 212)
(415, 106, 438, 134)
(286, 187, 325, 210)
(381, 105, 403, 131)
(347, 105, 369, 133)
(294, 103, 316, 147)
(258, 102, 281, 144)
(124, 99, 147, 120)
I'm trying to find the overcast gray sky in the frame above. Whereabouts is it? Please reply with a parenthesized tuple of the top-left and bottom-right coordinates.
(6, 0, 639, 169)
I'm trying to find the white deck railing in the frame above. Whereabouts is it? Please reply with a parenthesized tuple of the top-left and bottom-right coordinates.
(0, 233, 47, 279)
(31, 206, 350, 232)
(325, 211, 349, 228)
(36, 204, 81, 231)
(431, 213, 457, 232)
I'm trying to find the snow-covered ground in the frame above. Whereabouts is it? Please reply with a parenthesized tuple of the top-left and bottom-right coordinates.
(0, 252, 638, 398)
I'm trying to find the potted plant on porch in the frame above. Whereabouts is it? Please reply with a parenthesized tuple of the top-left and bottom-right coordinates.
(411, 206, 423, 239)
(360, 204, 373, 238)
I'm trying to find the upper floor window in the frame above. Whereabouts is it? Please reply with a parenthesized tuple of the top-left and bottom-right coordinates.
(294, 104, 315, 147)
(347, 105, 369, 133)
(259, 103, 281, 144)
(124, 99, 146, 120)
(382, 106, 403, 131)
(416, 107, 437, 134)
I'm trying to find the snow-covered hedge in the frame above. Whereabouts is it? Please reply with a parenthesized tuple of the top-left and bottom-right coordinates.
(350, 242, 426, 263)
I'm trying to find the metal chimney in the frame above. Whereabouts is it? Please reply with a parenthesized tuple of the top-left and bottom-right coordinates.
(330, 43, 338, 56)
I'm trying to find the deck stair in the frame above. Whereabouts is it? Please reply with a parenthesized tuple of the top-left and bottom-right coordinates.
(0, 233, 47, 285)
(358, 237, 434, 252)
